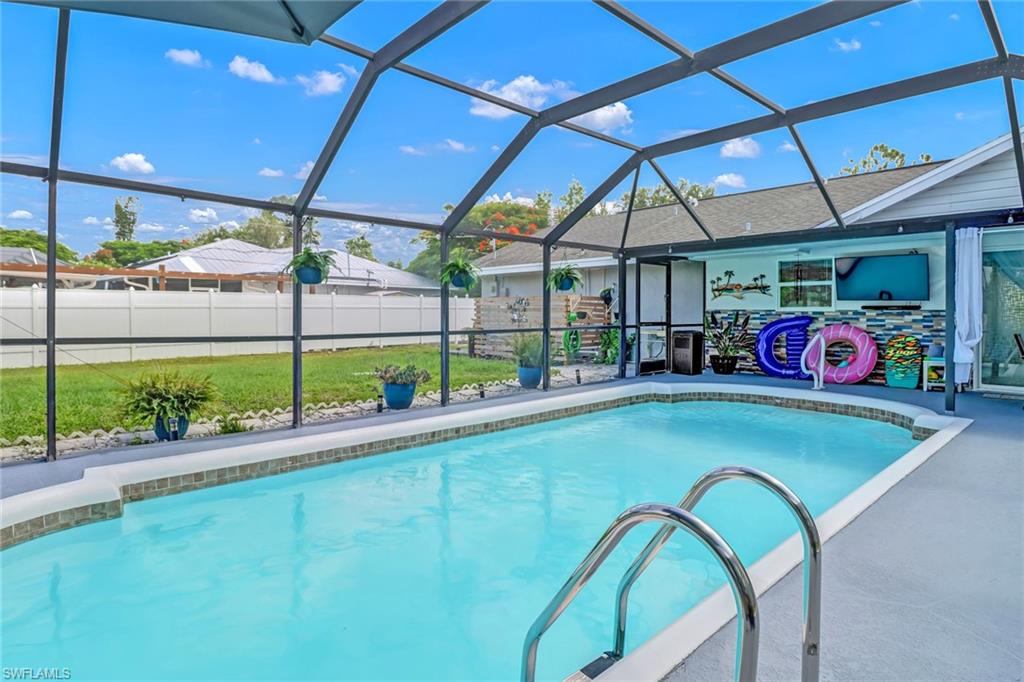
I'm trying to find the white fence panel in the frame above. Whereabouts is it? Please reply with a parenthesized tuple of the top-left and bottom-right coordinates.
(0, 289, 476, 368)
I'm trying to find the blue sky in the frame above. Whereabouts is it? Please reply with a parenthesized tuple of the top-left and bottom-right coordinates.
(2, 0, 1022, 265)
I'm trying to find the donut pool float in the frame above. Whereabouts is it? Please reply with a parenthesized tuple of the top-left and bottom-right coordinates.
(804, 323, 878, 384)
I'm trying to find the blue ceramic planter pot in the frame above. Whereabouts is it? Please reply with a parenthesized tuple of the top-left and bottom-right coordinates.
(295, 266, 324, 285)
(450, 272, 475, 289)
(517, 366, 542, 389)
(383, 382, 417, 410)
(556, 277, 575, 291)
(154, 415, 190, 441)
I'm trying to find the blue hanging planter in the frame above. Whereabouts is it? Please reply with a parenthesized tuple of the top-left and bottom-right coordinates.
(556, 277, 575, 291)
(450, 272, 475, 289)
(294, 266, 324, 285)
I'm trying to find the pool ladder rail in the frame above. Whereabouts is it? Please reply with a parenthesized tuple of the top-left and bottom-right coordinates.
(521, 466, 823, 682)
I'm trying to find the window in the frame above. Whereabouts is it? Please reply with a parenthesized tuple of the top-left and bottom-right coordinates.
(778, 258, 833, 309)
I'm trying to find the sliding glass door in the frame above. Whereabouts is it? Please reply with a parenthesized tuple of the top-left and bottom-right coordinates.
(978, 230, 1024, 393)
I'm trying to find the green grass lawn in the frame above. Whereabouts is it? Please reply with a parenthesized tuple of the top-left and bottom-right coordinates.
(0, 345, 516, 441)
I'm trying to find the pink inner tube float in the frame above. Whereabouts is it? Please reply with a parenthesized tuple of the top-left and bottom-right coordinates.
(805, 323, 878, 384)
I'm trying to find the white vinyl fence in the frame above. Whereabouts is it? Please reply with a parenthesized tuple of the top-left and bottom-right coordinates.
(0, 288, 477, 368)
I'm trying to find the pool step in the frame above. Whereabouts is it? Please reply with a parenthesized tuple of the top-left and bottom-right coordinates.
(564, 652, 621, 682)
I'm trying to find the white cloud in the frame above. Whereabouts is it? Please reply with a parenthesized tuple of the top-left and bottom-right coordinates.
(252, 137, 262, 144)
(189, 207, 218, 223)
(229, 55, 277, 83)
(442, 138, 474, 153)
(949, 13, 960, 20)
(570, 102, 634, 134)
(294, 160, 314, 180)
(490, 144, 500, 152)
(83, 216, 101, 225)
(869, 20, 882, 27)
(258, 167, 284, 177)
(713, 173, 746, 189)
(833, 37, 862, 53)
(469, 75, 570, 118)
(137, 222, 166, 233)
(110, 152, 155, 174)
(484, 192, 534, 206)
(338, 63, 359, 78)
(777, 140, 798, 153)
(219, 220, 240, 230)
(296, 69, 346, 96)
(164, 48, 207, 67)
(720, 137, 761, 159)
(6, 209, 33, 219)
(175, 226, 192, 234)
(955, 111, 966, 121)
(399, 145, 426, 156)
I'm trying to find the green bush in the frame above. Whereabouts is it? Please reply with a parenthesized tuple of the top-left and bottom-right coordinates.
(122, 371, 215, 424)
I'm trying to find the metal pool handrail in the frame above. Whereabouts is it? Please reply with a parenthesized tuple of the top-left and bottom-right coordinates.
(521, 503, 758, 682)
(613, 466, 822, 682)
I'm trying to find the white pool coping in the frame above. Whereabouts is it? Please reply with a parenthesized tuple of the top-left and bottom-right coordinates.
(0, 382, 971, 679)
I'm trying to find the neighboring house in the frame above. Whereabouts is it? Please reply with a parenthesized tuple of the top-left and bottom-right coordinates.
(0, 247, 87, 288)
(103, 238, 438, 295)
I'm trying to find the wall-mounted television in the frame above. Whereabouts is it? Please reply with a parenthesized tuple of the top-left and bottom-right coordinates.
(835, 253, 930, 301)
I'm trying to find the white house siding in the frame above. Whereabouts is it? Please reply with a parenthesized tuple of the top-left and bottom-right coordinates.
(698, 232, 947, 313)
(868, 150, 1022, 224)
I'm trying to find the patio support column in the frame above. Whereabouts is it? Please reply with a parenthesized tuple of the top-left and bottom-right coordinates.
(617, 255, 627, 379)
(542, 246, 551, 391)
(440, 232, 450, 406)
(944, 221, 956, 413)
(634, 258, 642, 377)
(292, 214, 303, 427)
(45, 9, 70, 462)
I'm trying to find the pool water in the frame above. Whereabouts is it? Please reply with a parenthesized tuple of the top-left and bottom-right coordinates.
(1, 402, 917, 680)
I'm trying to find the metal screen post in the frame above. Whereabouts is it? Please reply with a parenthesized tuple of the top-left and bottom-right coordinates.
(944, 221, 956, 413)
(440, 232, 450, 406)
(292, 214, 303, 427)
(634, 259, 642, 377)
(45, 9, 70, 462)
(542, 246, 551, 391)
(617, 255, 627, 379)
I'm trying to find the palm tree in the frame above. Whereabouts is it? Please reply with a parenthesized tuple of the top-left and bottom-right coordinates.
(723, 270, 735, 285)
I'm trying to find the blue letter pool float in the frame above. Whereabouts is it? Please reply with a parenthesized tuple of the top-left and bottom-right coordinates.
(755, 315, 813, 379)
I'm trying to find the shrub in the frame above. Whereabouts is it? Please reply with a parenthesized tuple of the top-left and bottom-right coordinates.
(217, 415, 251, 435)
(122, 371, 215, 424)
(510, 333, 544, 368)
(373, 364, 431, 385)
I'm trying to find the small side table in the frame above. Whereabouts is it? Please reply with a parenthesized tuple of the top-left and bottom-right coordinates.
(922, 358, 946, 392)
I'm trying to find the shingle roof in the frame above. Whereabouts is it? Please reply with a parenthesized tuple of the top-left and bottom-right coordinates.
(478, 163, 941, 269)
(134, 238, 436, 291)
(0, 246, 69, 266)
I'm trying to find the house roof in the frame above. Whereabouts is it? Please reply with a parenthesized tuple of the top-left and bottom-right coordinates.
(479, 162, 941, 269)
(133, 238, 436, 291)
(0, 246, 69, 266)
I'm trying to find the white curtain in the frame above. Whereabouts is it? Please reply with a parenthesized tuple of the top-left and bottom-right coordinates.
(954, 227, 983, 384)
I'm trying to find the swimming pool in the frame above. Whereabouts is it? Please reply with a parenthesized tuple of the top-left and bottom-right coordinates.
(2, 400, 918, 681)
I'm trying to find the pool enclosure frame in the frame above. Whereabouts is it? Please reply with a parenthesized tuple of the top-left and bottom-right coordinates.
(2, 0, 1023, 459)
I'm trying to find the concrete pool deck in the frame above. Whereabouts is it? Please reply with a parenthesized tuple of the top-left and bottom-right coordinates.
(653, 373, 1023, 682)
(2, 372, 1020, 679)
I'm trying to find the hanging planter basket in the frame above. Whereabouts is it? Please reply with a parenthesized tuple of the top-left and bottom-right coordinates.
(294, 265, 325, 285)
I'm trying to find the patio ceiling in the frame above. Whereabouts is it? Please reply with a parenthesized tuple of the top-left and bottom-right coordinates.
(13, 0, 361, 44)
(2, 0, 1023, 257)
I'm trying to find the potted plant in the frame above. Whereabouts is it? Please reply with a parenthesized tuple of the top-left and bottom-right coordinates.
(546, 264, 583, 292)
(510, 333, 544, 388)
(285, 247, 337, 285)
(599, 286, 614, 306)
(439, 251, 481, 290)
(374, 364, 431, 409)
(704, 312, 753, 375)
(122, 371, 215, 441)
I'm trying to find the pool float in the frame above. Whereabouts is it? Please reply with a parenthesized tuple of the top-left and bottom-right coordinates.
(755, 315, 813, 379)
(804, 323, 878, 384)
(884, 334, 922, 389)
